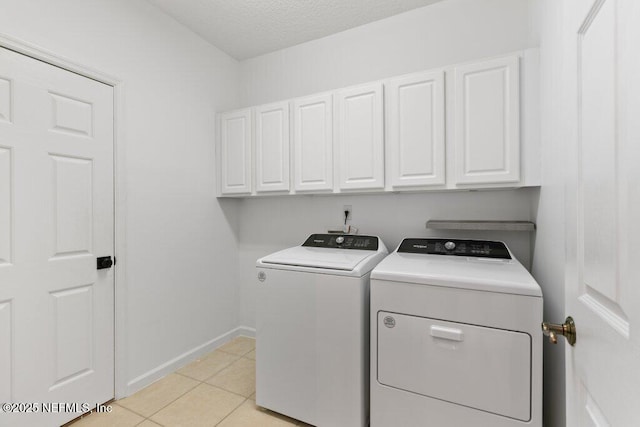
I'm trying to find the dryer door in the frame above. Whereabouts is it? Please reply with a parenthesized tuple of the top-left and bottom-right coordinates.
(377, 312, 531, 422)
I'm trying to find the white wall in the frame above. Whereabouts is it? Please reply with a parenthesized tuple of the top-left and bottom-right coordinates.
(530, 1, 568, 426)
(240, 0, 539, 105)
(0, 0, 242, 396)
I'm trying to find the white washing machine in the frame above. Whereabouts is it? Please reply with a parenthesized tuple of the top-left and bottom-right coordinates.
(370, 238, 542, 427)
(256, 234, 388, 427)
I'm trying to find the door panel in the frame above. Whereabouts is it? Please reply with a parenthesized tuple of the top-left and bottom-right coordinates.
(0, 77, 10, 123)
(0, 146, 10, 265)
(0, 46, 114, 426)
(454, 56, 520, 185)
(0, 300, 10, 402)
(582, 388, 610, 427)
(219, 109, 252, 195)
(580, 0, 618, 306)
(51, 285, 94, 386)
(51, 155, 93, 257)
(335, 83, 384, 190)
(386, 71, 445, 188)
(255, 101, 290, 193)
(565, 0, 640, 425)
(50, 92, 94, 138)
(293, 93, 333, 192)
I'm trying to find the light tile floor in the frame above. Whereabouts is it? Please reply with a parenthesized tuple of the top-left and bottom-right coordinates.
(68, 337, 307, 427)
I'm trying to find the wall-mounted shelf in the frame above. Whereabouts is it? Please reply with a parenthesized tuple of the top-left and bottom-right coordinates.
(426, 220, 536, 232)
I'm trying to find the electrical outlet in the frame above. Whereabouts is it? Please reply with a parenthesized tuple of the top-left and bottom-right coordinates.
(343, 205, 353, 221)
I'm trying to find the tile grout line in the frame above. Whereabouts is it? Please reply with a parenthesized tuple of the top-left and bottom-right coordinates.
(174, 357, 239, 383)
(174, 346, 253, 383)
(205, 382, 253, 400)
(128, 347, 243, 419)
(120, 376, 200, 421)
(101, 339, 256, 426)
(196, 354, 256, 385)
(139, 357, 254, 424)
(217, 347, 252, 356)
(205, 346, 256, 425)
(214, 396, 250, 426)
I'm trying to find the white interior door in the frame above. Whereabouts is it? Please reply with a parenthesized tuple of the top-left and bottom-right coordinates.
(565, 0, 640, 425)
(0, 47, 114, 426)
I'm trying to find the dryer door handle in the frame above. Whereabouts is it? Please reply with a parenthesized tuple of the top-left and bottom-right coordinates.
(430, 325, 464, 342)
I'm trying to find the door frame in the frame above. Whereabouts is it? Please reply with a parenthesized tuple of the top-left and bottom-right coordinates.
(0, 33, 129, 399)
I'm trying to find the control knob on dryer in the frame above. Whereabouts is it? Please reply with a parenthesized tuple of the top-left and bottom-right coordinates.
(444, 241, 456, 251)
(336, 236, 345, 245)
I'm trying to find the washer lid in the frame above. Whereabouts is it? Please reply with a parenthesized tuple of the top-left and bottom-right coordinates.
(371, 248, 542, 297)
(260, 246, 379, 271)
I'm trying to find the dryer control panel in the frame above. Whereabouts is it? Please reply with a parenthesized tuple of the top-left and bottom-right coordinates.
(398, 239, 511, 259)
(302, 234, 379, 250)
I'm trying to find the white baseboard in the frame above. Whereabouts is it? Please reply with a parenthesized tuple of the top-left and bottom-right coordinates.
(123, 325, 257, 397)
(235, 325, 256, 338)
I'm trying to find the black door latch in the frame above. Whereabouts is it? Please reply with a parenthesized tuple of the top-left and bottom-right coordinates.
(97, 256, 114, 270)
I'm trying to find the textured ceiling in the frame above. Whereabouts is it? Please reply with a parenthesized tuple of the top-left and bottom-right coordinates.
(147, 0, 444, 60)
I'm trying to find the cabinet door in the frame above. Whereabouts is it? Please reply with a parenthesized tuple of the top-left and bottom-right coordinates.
(219, 109, 252, 195)
(386, 71, 445, 188)
(255, 102, 290, 193)
(335, 83, 385, 190)
(453, 56, 520, 185)
(293, 94, 333, 192)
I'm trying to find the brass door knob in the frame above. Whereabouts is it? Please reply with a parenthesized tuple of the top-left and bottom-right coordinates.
(542, 316, 576, 346)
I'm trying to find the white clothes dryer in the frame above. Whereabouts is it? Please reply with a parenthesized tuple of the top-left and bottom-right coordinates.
(256, 234, 388, 427)
(370, 238, 542, 427)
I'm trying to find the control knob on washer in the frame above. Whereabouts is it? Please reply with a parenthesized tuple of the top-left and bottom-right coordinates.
(444, 241, 456, 251)
(336, 236, 345, 245)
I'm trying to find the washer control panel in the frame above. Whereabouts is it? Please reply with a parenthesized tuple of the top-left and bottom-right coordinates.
(398, 238, 511, 259)
(302, 234, 379, 250)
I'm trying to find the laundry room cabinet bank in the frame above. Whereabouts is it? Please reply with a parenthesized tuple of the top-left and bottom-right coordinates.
(216, 49, 540, 197)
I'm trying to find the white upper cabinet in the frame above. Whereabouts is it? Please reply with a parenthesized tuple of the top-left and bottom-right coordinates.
(453, 55, 520, 185)
(216, 50, 538, 197)
(293, 93, 333, 192)
(219, 108, 252, 195)
(386, 71, 445, 188)
(255, 101, 290, 193)
(335, 82, 385, 191)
